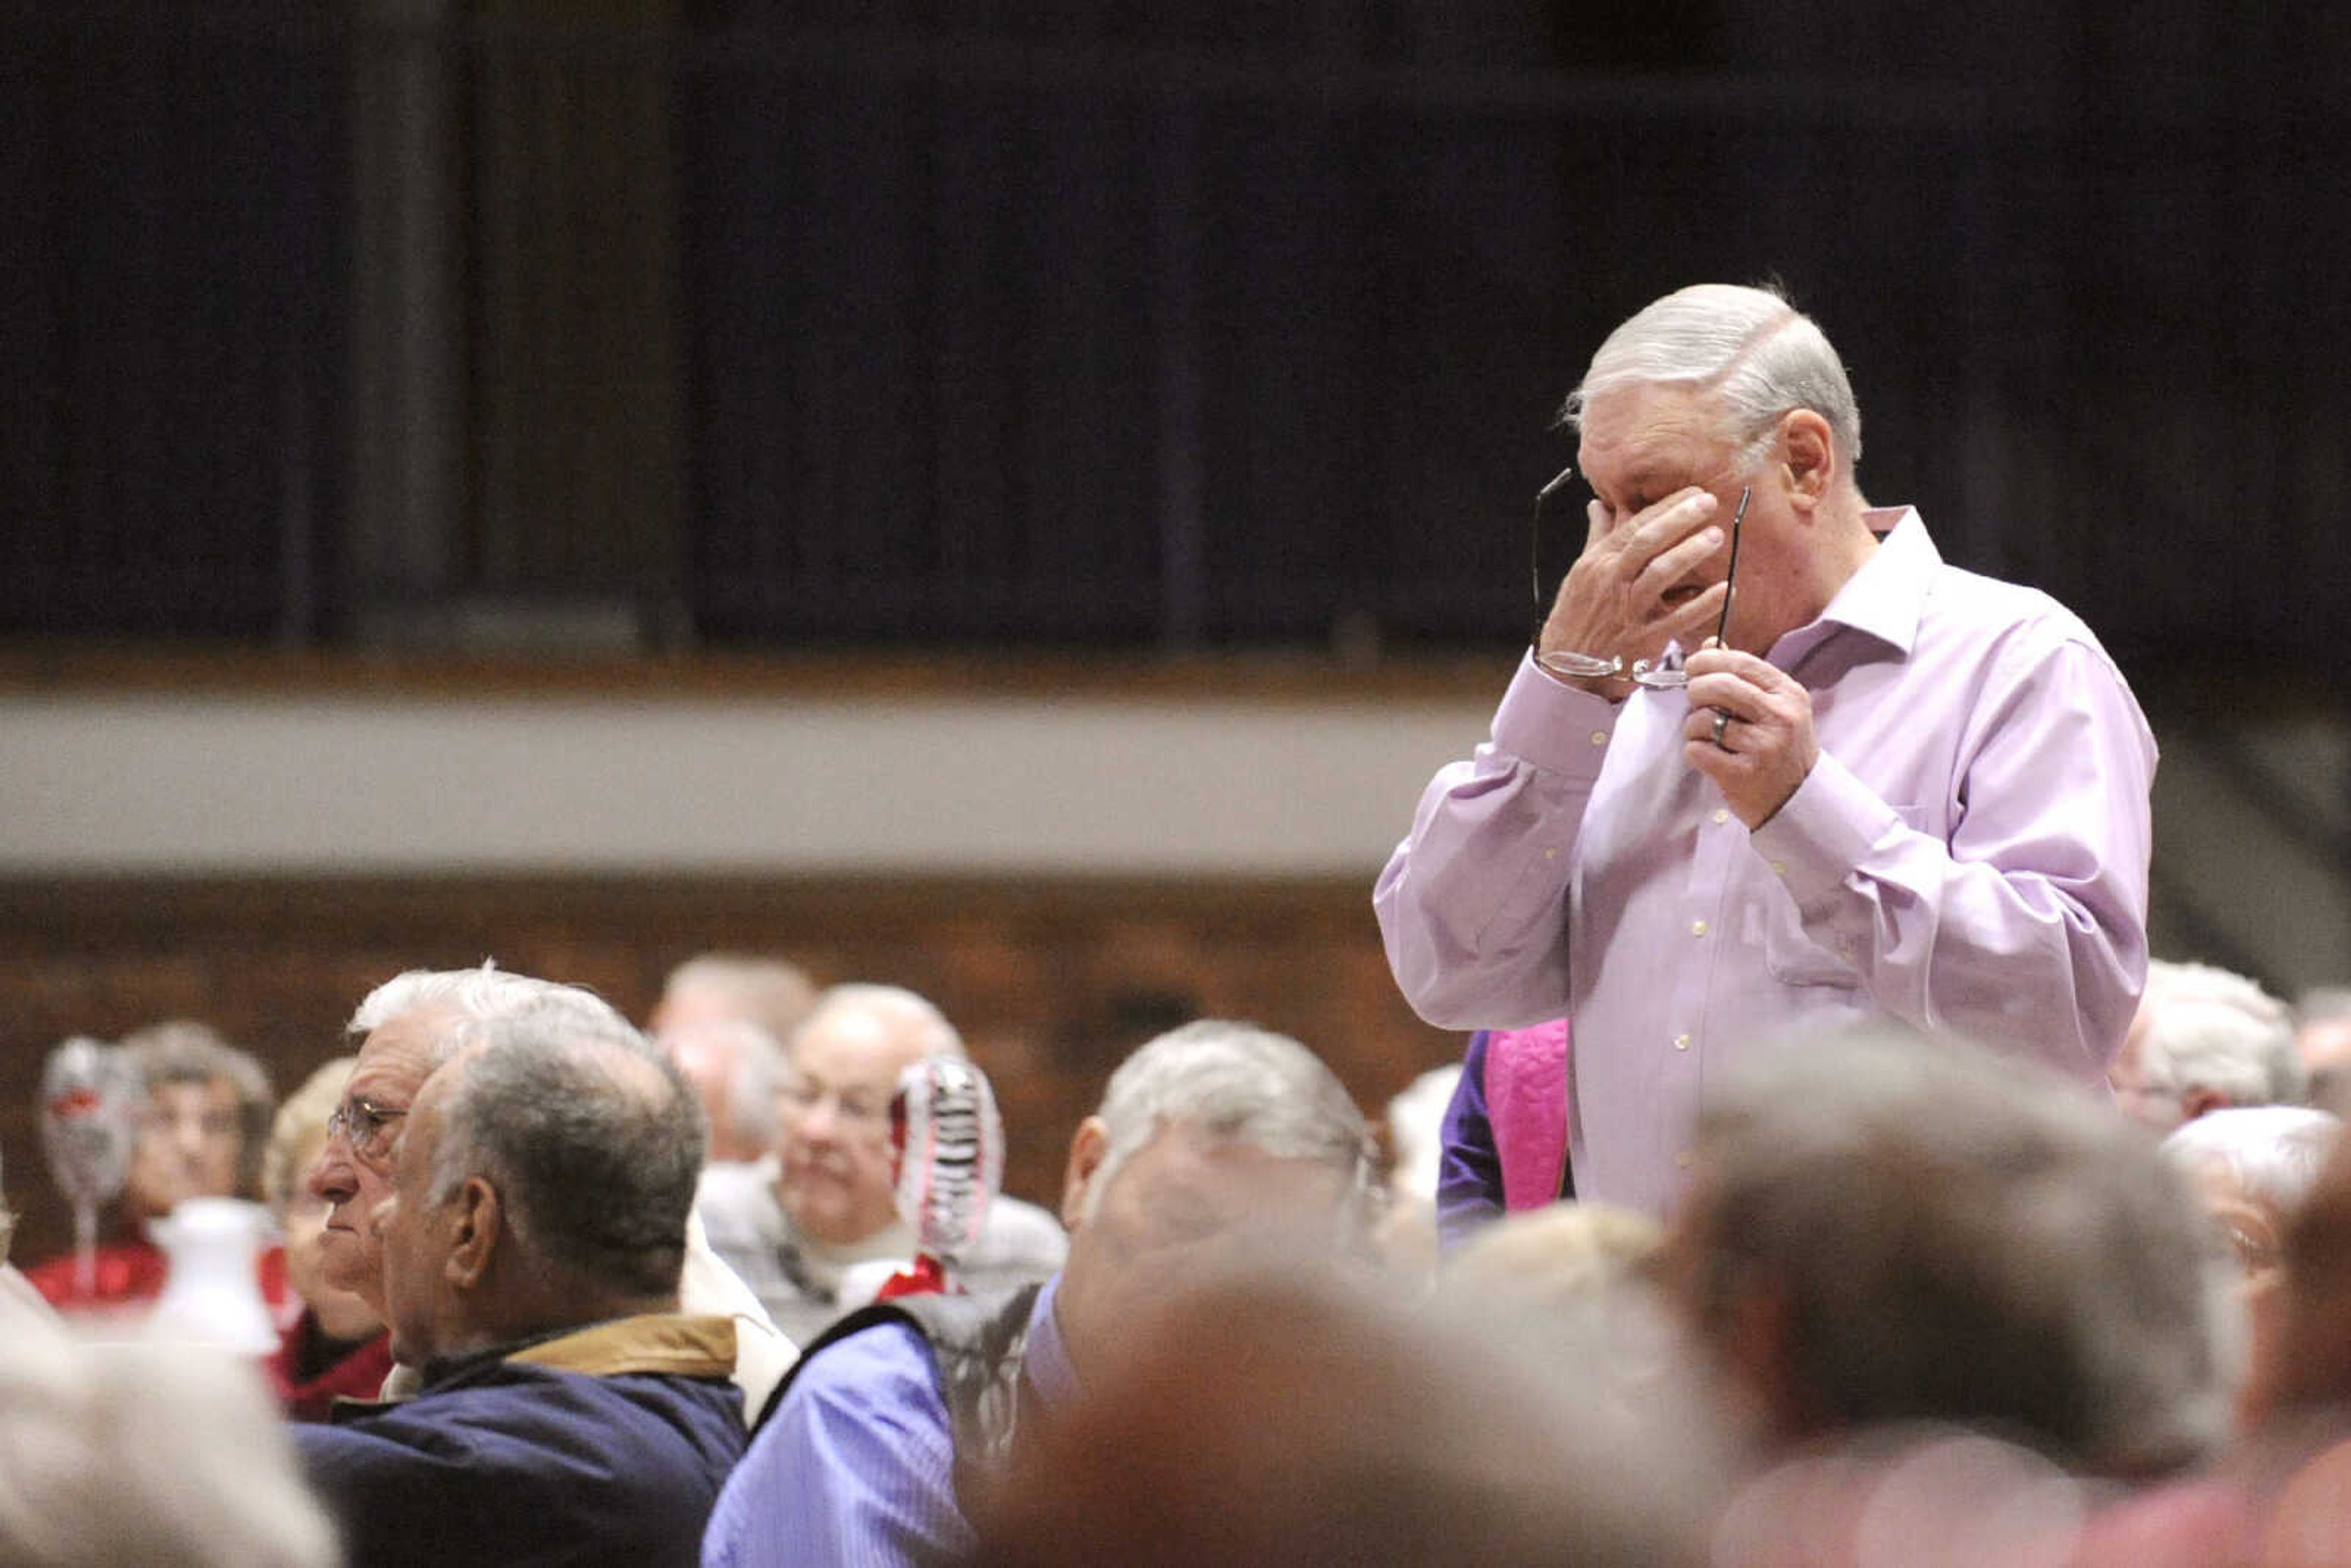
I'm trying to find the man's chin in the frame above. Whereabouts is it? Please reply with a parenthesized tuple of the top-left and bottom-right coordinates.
(317, 1237, 381, 1307)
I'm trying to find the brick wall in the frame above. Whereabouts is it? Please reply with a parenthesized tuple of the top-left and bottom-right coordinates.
(0, 874, 1460, 1270)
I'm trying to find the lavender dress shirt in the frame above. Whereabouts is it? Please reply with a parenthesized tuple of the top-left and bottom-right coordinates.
(1375, 509, 2156, 1217)
(700, 1277, 1077, 1568)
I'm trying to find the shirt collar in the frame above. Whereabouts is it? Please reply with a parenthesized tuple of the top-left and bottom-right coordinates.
(1774, 505, 1935, 662)
(421, 1312, 738, 1390)
(1025, 1274, 1081, 1408)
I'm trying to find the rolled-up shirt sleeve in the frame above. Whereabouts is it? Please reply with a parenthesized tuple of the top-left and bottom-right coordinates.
(1374, 653, 1619, 1031)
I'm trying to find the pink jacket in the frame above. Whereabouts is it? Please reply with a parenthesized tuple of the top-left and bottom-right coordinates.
(1483, 1018, 1571, 1212)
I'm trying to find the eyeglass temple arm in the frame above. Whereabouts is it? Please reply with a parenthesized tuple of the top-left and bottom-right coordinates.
(1531, 464, 1580, 611)
(1713, 486, 1751, 647)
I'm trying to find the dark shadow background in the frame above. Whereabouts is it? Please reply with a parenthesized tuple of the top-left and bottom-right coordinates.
(6, 1, 2345, 674)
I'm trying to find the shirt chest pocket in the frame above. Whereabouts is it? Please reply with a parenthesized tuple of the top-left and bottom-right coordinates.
(1742, 802, 1932, 988)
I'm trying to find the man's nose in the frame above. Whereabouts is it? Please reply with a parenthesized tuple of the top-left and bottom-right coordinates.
(306, 1142, 356, 1206)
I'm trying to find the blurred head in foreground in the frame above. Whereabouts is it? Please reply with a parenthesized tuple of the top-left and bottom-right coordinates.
(1662, 1026, 2234, 1479)
(0, 1335, 337, 1567)
(2161, 1105, 2343, 1431)
(969, 1270, 1714, 1568)
(2244, 1118, 2351, 1431)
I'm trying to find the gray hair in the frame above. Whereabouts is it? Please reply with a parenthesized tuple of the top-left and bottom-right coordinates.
(1560, 282, 1862, 475)
(661, 953, 819, 1043)
(427, 997, 705, 1298)
(1684, 1026, 2233, 1479)
(349, 961, 633, 1075)
(2160, 1105, 2344, 1219)
(1083, 1020, 1373, 1224)
(664, 1018, 789, 1156)
(2135, 959, 2306, 1108)
(122, 1020, 276, 1199)
(797, 983, 966, 1061)
(0, 1336, 338, 1567)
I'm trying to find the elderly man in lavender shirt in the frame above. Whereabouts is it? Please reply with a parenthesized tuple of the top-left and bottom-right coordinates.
(1377, 282, 2156, 1221)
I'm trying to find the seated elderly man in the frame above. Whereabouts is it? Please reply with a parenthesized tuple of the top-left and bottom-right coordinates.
(662, 1018, 790, 1169)
(307, 964, 792, 1419)
(296, 999, 746, 1568)
(1662, 1026, 2234, 1482)
(2110, 959, 2304, 1133)
(701, 1018, 1377, 1568)
(695, 983, 1067, 1343)
(651, 955, 819, 1168)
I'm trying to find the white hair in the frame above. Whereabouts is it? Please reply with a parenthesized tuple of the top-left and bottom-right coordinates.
(348, 961, 634, 1073)
(1082, 1019, 1373, 1224)
(2136, 960, 2306, 1107)
(660, 953, 818, 1041)
(662, 1018, 788, 1155)
(2161, 1105, 2344, 1219)
(0, 1338, 338, 1567)
(797, 983, 965, 1061)
(1560, 282, 1862, 473)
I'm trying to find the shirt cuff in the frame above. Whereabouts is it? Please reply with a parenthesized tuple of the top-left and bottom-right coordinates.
(1493, 650, 1622, 776)
(1749, 749, 1903, 912)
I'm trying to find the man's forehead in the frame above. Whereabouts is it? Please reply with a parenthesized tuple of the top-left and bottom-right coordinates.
(1576, 383, 1725, 479)
(351, 1004, 463, 1098)
(795, 1012, 926, 1083)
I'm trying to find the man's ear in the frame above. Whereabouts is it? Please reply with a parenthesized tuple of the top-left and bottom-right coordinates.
(1778, 409, 1834, 512)
(1060, 1117, 1109, 1233)
(444, 1176, 503, 1291)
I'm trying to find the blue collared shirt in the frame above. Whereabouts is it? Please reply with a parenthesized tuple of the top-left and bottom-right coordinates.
(701, 1276, 1075, 1568)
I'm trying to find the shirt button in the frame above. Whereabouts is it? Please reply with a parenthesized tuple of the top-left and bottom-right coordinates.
(1674, 1150, 1693, 1169)
(1769, 861, 1787, 877)
(1543, 847, 1558, 861)
(1711, 808, 1728, 824)
(1673, 1033, 1690, 1051)
(1589, 730, 1608, 747)
(1690, 920, 1708, 937)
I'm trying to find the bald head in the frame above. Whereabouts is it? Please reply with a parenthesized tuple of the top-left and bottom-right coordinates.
(773, 985, 964, 1246)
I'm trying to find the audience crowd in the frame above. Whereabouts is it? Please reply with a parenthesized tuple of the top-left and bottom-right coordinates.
(12, 948, 2351, 1566)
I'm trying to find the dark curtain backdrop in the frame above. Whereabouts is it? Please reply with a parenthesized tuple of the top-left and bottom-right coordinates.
(4, 2, 2346, 667)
